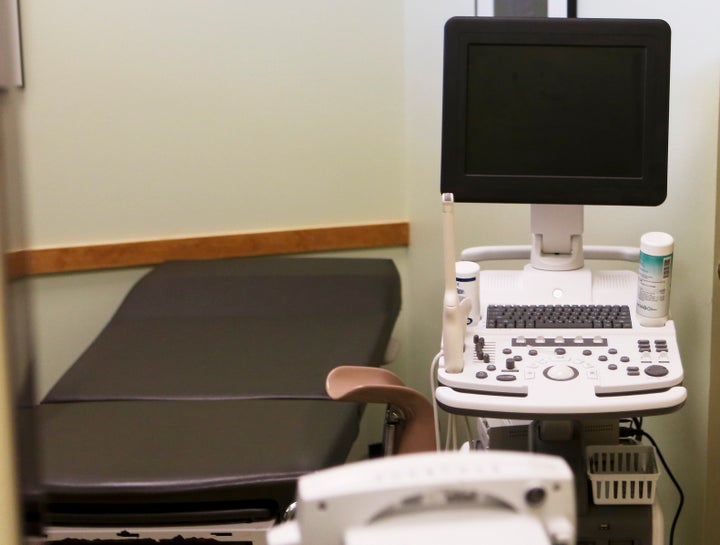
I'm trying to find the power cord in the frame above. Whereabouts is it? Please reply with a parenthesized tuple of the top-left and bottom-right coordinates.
(430, 350, 476, 451)
(620, 418, 684, 545)
(430, 351, 442, 450)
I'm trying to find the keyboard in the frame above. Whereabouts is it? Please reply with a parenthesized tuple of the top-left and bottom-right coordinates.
(486, 304, 633, 329)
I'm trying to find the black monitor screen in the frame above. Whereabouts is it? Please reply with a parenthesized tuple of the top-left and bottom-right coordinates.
(441, 17, 671, 205)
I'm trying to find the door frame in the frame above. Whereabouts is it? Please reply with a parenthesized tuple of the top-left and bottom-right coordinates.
(706, 97, 720, 544)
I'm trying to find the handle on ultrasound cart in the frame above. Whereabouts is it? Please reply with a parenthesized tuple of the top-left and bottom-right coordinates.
(435, 385, 687, 418)
(461, 245, 641, 264)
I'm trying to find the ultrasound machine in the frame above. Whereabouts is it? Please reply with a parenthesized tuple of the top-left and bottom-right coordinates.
(435, 16, 684, 545)
(269, 16, 684, 545)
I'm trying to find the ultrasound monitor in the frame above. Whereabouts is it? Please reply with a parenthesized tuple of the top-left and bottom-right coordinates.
(440, 17, 671, 270)
(440, 16, 671, 206)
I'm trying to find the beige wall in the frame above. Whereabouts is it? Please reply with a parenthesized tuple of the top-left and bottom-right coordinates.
(18, 0, 406, 247)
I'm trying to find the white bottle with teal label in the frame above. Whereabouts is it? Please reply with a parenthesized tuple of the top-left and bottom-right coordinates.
(455, 261, 480, 327)
(636, 232, 674, 327)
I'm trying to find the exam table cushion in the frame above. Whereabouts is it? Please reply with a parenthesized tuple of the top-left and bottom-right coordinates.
(43, 257, 401, 402)
(38, 257, 401, 526)
(39, 398, 360, 525)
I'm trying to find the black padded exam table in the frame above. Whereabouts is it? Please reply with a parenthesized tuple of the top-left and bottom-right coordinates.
(37, 257, 401, 538)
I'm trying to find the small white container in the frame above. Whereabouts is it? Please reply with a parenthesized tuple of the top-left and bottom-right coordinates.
(455, 261, 480, 327)
(636, 232, 674, 327)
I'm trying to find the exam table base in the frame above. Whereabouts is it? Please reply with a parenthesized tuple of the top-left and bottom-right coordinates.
(44, 519, 273, 544)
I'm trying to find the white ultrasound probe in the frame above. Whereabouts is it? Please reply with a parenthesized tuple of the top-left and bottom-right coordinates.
(441, 193, 471, 373)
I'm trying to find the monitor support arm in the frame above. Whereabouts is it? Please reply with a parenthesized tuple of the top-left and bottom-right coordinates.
(530, 204, 584, 271)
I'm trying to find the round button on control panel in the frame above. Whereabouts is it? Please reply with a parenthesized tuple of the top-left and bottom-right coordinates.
(543, 364, 579, 382)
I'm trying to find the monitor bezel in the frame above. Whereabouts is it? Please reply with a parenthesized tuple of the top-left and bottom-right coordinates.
(440, 17, 671, 206)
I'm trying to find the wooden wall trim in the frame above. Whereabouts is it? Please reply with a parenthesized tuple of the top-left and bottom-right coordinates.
(6, 222, 409, 277)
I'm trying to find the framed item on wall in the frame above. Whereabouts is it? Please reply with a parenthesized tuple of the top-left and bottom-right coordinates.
(475, 0, 569, 17)
(0, 0, 23, 89)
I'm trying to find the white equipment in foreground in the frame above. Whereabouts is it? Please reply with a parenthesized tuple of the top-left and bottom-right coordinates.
(268, 450, 575, 545)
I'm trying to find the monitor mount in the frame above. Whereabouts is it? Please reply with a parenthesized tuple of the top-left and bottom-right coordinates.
(530, 204, 584, 271)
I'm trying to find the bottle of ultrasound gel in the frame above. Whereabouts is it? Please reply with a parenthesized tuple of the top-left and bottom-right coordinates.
(636, 232, 674, 327)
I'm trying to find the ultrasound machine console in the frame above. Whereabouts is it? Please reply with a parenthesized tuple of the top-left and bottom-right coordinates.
(436, 16, 685, 418)
(434, 16, 684, 545)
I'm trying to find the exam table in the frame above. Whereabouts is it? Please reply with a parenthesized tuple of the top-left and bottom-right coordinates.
(36, 256, 401, 542)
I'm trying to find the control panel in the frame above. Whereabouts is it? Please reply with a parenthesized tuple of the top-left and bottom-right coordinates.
(436, 267, 687, 417)
(437, 322, 686, 417)
(439, 326, 682, 395)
